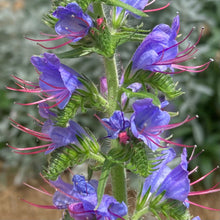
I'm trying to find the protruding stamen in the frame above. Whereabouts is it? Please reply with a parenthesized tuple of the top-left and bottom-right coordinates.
(186, 200, 220, 211)
(143, 2, 170, 13)
(190, 166, 219, 186)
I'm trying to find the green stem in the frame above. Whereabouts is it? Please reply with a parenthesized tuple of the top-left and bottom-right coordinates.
(103, 55, 119, 115)
(132, 207, 149, 220)
(103, 55, 127, 204)
(89, 152, 105, 163)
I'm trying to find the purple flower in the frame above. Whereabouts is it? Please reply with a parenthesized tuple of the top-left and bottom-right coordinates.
(8, 119, 87, 154)
(116, 0, 149, 18)
(98, 111, 130, 139)
(132, 15, 179, 72)
(132, 15, 212, 74)
(100, 76, 108, 97)
(192, 217, 201, 220)
(130, 98, 197, 151)
(49, 175, 128, 220)
(130, 98, 170, 151)
(142, 148, 220, 211)
(7, 53, 81, 110)
(53, 3, 93, 42)
(121, 82, 142, 107)
(38, 103, 57, 119)
(25, 3, 93, 49)
(142, 148, 190, 202)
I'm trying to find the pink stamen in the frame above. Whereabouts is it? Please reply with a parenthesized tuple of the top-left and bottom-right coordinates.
(40, 173, 80, 202)
(188, 149, 205, 163)
(27, 113, 44, 125)
(143, 2, 170, 13)
(145, 136, 167, 149)
(147, 133, 195, 148)
(25, 34, 68, 42)
(94, 114, 118, 132)
(21, 198, 58, 209)
(188, 166, 199, 176)
(186, 200, 220, 211)
(23, 182, 53, 197)
(13, 149, 48, 154)
(188, 145, 197, 161)
(7, 143, 50, 151)
(148, 115, 197, 132)
(37, 38, 73, 50)
(145, 0, 156, 7)
(190, 166, 219, 186)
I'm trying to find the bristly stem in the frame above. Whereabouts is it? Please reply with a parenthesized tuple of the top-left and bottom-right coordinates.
(103, 54, 127, 205)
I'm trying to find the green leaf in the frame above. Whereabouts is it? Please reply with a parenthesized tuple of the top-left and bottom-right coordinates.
(96, 159, 112, 209)
(121, 87, 161, 106)
(150, 198, 190, 220)
(145, 72, 184, 100)
(43, 146, 88, 180)
(56, 96, 82, 127)
(56, 47, 98, 59)
(126, 142, 158, 177)
(62, 210, 73, 220)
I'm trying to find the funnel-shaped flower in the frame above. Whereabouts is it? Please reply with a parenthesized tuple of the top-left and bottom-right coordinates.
(23, 174, 127, 220)
(25, 3, 93, 49)
(142, 148, 190, 202)
(97, 111, 130, 139)
(7, 53, 81, 110)
(132, 15, 212, 74)
(130, 98, 196, 151)
(8, 119, 87, 154)
(142, 148, 220, 211)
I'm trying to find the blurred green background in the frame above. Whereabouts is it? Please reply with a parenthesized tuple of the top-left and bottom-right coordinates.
(0, 0, 220, 189)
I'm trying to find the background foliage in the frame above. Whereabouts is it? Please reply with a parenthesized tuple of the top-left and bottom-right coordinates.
(0, 0, 219, 188)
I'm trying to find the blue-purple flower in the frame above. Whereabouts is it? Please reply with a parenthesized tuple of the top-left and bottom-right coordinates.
(142, 148, 190, 202)
(25, 3, 93, 49)
(23, 174, 128, 220)
(132, 15, 212, 74)
(130, 98, 197, 151)
(130, 98, 170, 151)
(142, 148, 220, 211)
(116, 0, 149, 18)
(98, 111, 130, 139)
(7, 53, 81, 110)
(8, 119, 87, 154)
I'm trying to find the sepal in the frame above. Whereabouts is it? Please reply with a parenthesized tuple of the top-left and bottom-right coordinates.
(43, 130, 101, 180)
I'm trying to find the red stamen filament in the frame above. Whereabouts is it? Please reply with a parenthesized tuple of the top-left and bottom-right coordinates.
(23, 182, 53, 197)
(190, 166, 219, 186)
(186, 200, 220, 211)
(143, 2, 170, 13)
(40, 173, 80, 202)
(21, 199, 58, 209)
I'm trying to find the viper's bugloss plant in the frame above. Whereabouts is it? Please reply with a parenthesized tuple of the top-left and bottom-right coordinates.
(7, 0, 220, 219)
